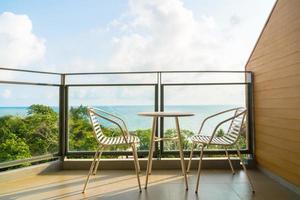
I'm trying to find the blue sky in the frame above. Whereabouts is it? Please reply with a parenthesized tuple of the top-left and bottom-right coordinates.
(0, 0, 275, 106)
(0, 0, 128, 70)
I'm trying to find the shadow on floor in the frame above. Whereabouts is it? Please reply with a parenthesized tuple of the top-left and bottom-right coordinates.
(0, 170, 299, 200)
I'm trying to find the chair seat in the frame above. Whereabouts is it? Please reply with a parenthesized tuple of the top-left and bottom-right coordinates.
(191, 135, 233, 145)
(101, 134, 140, 145)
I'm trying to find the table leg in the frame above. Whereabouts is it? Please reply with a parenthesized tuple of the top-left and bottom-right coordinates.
(149, 139, 155, 175)
(145, 116, 157, 189)
(175, 117, 189, 190)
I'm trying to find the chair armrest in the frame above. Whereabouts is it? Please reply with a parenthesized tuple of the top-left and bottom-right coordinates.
(89, 109, 129, 142)
(207, 110, 247, 144)
(197, 107, 243, 135)
(92, 107, 130, 136)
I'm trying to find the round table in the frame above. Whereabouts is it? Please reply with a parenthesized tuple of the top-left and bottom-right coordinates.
(138, 111, 195, 190)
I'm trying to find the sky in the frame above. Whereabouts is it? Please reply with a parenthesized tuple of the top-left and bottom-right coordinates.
(0, 0, 275, 106)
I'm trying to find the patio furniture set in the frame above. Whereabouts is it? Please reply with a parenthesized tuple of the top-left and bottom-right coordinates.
(82, 107, 254, 194)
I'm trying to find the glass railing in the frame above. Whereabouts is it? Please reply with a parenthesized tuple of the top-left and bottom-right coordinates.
(0, 68, 61, 169)
(0, 68, 254, 168)
(68, 85, 155, 154)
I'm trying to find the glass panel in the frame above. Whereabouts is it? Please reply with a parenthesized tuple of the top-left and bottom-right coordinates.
(0, 85, 59, 164)
(66, 73, 157, 85)
(68, 86, 155, 153)
(162, 85, 247, 153)
(161, 72, 247, 84)
(0, 69, 60, 85)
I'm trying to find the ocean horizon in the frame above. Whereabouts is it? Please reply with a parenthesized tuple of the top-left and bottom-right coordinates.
(0, 105, 242, 133)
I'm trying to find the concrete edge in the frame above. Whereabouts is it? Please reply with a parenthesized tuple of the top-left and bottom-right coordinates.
(63, 157, 247, 170)
(0, 160, 62, 182)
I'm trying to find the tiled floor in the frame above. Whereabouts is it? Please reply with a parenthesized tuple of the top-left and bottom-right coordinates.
(0, 170, 299, 200)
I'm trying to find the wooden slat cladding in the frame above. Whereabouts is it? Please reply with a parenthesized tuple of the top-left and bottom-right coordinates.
(254, 63, 300, 83)
(255, 117, 300, 131)
(246, 0, 300, 187)
(255, 97, 300, 109)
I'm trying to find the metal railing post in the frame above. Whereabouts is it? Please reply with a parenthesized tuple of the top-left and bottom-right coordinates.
(160, 84, 164, 158)
(59, 74, 67, 160)
(246, 72, 255, 159)
(154, 83, 159, 159)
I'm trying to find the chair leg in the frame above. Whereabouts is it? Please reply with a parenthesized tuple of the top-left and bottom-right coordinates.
(236, 145, 255, 193)
(132, 144, 142, 192)
(195, 145, 205, 193)
(225, 147, 235, 174)
(93, 148, 103, 175)
(134, 144, 141, 173)
(187, 142, 195, 173)
(82, 147, 101, 193)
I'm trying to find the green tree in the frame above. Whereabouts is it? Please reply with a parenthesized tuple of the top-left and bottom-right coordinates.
(135, 129, 151, 150)
(0, 116, 31, 162)
(69, 105, 97, 151)
(163, 129, 194, 150)
(70, 105, 89, 121)
(25, 104, 58, 155)
(27, 104, 55, 115)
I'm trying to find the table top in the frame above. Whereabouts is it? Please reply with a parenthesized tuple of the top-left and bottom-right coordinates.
(138, 111, 195, 117)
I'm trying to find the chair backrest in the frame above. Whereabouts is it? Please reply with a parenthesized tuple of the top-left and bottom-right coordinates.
(88, 107, 109, 144)
(87, 107, 128, 144)
(224, 108, 247, 144)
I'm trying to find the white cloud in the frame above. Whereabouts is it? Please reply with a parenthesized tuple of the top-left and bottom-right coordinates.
(0, 12, 46, 86)
(107, 0, 253, 72)
(101, 0, 260, 105)
(0, 12, 46, 67)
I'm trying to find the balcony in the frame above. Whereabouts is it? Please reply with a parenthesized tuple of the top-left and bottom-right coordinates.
(0, 68, 299, 199)
(1, 0, 300, 199)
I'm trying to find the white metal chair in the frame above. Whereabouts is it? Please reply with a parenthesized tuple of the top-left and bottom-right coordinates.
(187, 107, 255, 193)
(82, 107, 141, 193)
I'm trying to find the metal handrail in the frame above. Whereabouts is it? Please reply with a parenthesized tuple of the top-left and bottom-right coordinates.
(0, 66, 251, 76)
(64, 70, 251, 75)
(0, 67, 251, 86)
(0, 67, 61, 75)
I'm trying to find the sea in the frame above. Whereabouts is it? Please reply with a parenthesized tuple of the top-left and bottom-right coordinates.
(0, 105, 242, 134)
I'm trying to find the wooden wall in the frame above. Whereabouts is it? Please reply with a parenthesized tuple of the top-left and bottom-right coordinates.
(246, 0, 300, 187)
